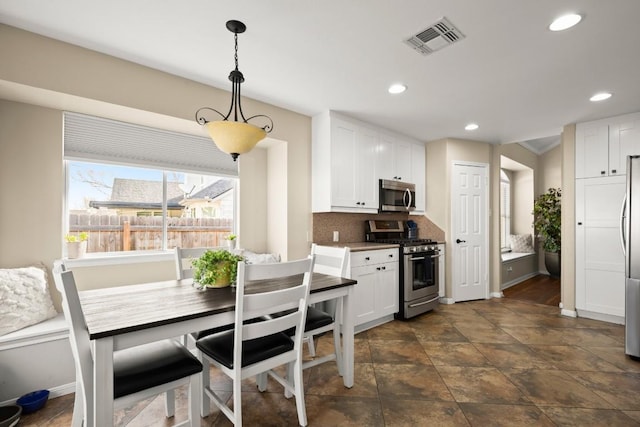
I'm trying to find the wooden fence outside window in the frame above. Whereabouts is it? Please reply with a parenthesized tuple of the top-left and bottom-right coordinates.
(68, 214, 233, 252)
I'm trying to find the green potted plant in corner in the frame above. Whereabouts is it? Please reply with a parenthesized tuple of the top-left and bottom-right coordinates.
(65, 232, 89, 259)
(533, 187, 561, 278)
(192, 249, 244, 288)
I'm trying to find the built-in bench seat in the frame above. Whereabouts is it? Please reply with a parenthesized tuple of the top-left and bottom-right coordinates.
(501, 252, 537, 290)
(0, 314, 75, 405)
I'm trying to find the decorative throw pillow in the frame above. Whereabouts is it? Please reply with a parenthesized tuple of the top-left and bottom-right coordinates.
(509, 234, 535, 253)
(0, 266, 58, 336)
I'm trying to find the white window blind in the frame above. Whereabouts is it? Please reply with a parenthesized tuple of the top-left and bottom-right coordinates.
(63, 112, 238, 177)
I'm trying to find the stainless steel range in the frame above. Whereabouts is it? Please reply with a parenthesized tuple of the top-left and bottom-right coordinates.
(365, 220, 441, 319)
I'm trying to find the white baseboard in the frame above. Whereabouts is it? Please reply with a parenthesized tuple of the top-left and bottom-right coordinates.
(439, 297, 455, 305)
(490, 292, 504, 298)
(561, 308, 577, 318)
(576, 309, 624, 325)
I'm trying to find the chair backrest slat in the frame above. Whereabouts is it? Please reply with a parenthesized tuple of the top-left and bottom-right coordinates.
(311, 244, 350, 278)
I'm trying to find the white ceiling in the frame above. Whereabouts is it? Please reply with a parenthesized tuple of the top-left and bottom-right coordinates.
(2, 0, 640, 152)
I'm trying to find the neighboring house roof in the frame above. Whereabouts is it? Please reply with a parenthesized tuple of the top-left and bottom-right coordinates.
(89, 178, 233, 210)
(182, 179, 233, 202)
(89, 178, 184, 210)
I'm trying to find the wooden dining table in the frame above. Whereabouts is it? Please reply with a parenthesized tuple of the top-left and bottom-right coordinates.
(78, 272, 357, 426)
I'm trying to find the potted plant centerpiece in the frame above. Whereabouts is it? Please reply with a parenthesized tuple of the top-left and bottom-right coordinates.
(65, 232, 88, 259)
(192, 249, 244, 288)
(533, 187, 561, 277)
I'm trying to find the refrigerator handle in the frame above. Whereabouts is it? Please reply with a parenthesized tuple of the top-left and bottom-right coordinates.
(620, 195, 627, 256)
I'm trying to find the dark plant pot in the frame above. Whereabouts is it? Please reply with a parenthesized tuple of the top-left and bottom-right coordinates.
(545, 251, 561, 278)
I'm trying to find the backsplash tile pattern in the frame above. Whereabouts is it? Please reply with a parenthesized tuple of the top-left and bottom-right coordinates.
(313, 212, 445, 245)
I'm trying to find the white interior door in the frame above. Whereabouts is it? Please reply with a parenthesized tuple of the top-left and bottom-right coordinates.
(452, 162, 489, 302)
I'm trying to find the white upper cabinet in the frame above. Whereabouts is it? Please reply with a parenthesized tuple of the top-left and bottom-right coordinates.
(377, 134, 412, 182)
(610, 116, 640, 175)
(313, 112, 379, 213)
(313, 111, 426, 213)
(576, 112, 640, 178)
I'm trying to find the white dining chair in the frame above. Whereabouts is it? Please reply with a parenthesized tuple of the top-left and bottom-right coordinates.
(175, 246, 236, 346)
(53, 269, 203, 427)
(303, 243, 350, 373)
(195, 256, 315, 426)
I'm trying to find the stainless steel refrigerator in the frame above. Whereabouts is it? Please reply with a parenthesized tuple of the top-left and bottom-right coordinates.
(622, 155, 640, 358)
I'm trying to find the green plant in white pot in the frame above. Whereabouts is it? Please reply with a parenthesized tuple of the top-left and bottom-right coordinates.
(225, 233, 237, 250)
(65, 232, 88, 259)
(533, 188, 561, 277)
(192, 249, 244, 288)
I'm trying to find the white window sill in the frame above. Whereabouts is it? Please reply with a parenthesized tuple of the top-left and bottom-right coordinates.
(61, 251, 175, 268)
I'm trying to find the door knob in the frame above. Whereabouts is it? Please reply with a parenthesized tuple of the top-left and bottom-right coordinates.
(456, 239, 466, 244)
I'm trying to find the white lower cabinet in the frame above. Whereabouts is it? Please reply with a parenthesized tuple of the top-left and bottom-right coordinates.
(349, 248, 398, 327)
(575, 176, 626, 321)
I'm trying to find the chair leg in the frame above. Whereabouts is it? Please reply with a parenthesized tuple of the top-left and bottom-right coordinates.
(284, 362, 294, 399)
(333, 326, 344, 377)
(72, 381, 83, 427)
(256, 372, 268, 392)
(233, 371, 242, 426)
(293, 359, 308, 426)
(306, 335, 316, 357)
(200, 354, 211, 418)
(188, 373, 200, 427)
(164, 389, 175, 417)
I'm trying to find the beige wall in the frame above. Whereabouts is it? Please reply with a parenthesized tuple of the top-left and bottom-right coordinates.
(0, 24, 311, 297)
(538, 145, 562, 194)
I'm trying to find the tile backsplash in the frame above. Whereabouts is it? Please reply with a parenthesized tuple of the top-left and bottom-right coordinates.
(312, 212, 445, 244)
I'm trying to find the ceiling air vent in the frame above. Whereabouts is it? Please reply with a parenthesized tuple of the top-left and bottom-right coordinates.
(404, 17, 465, 56)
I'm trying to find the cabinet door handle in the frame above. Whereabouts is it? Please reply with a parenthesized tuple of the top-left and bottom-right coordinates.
(456, 239, 466, 244)
(612, 169, 617, 174)
(578, 222, 583, 225)
(365, 257, 370, 261)
(601, 171, 606, 175)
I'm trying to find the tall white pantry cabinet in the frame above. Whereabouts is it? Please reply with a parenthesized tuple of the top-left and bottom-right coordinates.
(575, 111, 640, 323)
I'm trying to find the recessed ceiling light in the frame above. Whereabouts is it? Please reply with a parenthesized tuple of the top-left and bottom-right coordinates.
(590, 92, 612, 102)
(549, 13, 582, 31)
(465, 123, 479, 131)
(388, 83, 407, 94)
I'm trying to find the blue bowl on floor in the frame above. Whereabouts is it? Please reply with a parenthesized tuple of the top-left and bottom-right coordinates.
(16, 390, 49, 414)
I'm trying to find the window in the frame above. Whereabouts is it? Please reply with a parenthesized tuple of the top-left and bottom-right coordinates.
(500, 169, 511, 250)
(63, 112, 239, 255)
(66, 160, 236, 254)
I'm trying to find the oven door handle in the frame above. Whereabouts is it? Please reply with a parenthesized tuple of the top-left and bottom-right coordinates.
(409, 295, 440, 308)
(409, 256, 425, 261)
(430, 254, 443, 259)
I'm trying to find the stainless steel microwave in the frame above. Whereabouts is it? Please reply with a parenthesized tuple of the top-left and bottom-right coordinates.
(379, 179, 416, 212)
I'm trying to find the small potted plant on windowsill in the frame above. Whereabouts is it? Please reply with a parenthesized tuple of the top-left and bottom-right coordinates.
(192, 249, 244, 288)
(65, 232, 89, 259)
(225, 233, 237, 250)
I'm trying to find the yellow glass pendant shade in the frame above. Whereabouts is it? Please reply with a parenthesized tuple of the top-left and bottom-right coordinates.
(206, 121, 266, 156)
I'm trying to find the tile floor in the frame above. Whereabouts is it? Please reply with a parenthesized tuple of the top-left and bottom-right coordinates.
(17, 298, 640, 426)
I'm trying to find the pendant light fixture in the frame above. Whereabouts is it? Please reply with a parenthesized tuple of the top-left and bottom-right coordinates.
(195, 20, 273, 161)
